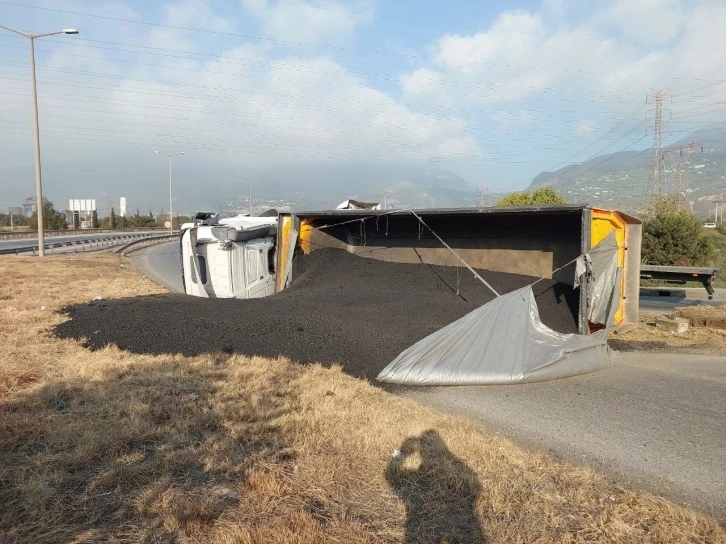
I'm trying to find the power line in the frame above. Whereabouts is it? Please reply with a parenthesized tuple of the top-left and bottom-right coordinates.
(4, 35, 720, 98)
(2, 0, 722, 52)
(0, 124, 567, 164)
(1, 70, 720, 130)
(1, 2, 725, 82)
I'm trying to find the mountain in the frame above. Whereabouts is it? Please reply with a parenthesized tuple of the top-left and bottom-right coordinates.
(0, 157, 473, 216)
(528, 123, 726, 217)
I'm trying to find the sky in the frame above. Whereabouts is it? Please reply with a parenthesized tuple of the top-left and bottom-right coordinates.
(1, 0, 726, 213)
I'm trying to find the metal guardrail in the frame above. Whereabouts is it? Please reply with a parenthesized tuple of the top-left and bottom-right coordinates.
(114, 234, 179, 256)
(0, 228, 170, 240)
(0, 233, 159, 256)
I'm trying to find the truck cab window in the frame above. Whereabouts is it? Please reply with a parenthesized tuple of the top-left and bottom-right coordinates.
(268, 247, 275, 274)
(197, 256, 208, 285)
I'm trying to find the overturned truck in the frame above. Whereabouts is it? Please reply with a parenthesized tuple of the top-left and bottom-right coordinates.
(272, 205, 641, 385)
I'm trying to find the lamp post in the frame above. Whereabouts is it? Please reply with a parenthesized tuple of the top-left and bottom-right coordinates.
(296, 191, 307, 211)
(155, 151, 185, 233)
(241, 180, 258, 216)
(0, 26, 79, 256)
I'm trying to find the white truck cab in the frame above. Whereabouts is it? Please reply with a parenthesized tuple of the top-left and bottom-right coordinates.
(180, 212, 278, 299)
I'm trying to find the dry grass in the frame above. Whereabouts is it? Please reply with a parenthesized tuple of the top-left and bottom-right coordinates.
(611, 312, 726, 355)
(675, 305, 726, 330)
(1, 254, 724, 543)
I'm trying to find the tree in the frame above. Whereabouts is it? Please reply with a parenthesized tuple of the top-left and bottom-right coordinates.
(0, 213, 28, 228)
(642, 211, 715, 266)
(91, 210, 99, 229)
(119, 214, 128, 229)
(29, 200, 68, 230)
(644, 194, 684, 216)
(495, 187, 569, 207)
(110, 207, 117, 229)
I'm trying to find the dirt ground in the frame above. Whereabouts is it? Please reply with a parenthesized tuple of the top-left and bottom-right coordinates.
(1, 254, 724, 543)
(610, 311, 726, 355)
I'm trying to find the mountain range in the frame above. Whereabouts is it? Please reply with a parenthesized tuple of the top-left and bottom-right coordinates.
(527, 123, 726, 217)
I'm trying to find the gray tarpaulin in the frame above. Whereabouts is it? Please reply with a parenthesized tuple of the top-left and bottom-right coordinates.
(375, 230, 622, 386)
(376, 286, 612, 385)
(576, 231, 621, 327)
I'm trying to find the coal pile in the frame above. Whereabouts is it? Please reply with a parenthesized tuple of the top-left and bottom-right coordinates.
(55, 249, 579, 380)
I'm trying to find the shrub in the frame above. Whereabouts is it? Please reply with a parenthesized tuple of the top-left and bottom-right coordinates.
(495, 187, 569, 207)
(642, 212, 715, 266)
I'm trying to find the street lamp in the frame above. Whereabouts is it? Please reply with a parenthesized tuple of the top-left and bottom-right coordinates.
(296, 191, 307, 211)
(155, 151, 185, 233)
(240, 180, 258, 216)
(0, 26, 79, 257)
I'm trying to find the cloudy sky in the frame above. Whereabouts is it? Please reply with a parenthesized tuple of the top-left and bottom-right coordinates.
(1, 0, 725, 213)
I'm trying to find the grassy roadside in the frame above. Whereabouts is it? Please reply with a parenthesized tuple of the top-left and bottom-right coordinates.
(1, 254, 724, 543)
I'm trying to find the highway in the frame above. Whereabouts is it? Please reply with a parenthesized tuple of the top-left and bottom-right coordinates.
(133, 241, 183, 292)
(0, 232, 157, 251)
(134, 241, 726, 521)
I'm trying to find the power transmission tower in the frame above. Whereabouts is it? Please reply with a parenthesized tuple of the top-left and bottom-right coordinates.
(475, 184, 488, 207)
(646, 90, 671, 196)
(714, 197, 725, 224)
(382, 188, 393, 210)
(664, 142, 702, 210)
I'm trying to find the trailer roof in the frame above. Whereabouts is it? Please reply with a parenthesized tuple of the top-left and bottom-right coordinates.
(289, 204, 591, 217)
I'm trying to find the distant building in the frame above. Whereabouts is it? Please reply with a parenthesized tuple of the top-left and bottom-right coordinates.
(22, 196, 37, 217)
(21, 196, 50, 217)
(120, 197, 127, 217)
(68, 199, 97, 229)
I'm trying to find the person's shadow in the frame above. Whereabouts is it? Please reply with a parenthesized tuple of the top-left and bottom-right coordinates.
(386, 430, 485, 544)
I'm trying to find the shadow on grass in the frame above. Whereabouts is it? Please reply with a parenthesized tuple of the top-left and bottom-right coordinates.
(386, 430, 485, 544)
(0, 355, 299, 543)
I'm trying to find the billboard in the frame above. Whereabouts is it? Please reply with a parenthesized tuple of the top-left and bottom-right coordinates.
(8, 206, 22, 215)
(119, 197, 127, 217)
(68, 199, 96, 229)
(69, 199, 96, 212)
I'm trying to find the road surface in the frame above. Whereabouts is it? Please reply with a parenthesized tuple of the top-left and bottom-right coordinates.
(132, 241, 183, 293)
(0, 232, 155, 251)
(137, 241, 726, 521)
(640, 294, 724, 311)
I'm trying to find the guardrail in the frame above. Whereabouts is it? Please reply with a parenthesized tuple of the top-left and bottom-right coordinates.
(0, 233, 159, 256)
(114, 234, 179, 256)
(0, 228, 170, 240)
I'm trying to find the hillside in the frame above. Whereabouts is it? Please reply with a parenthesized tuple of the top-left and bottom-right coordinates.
(528, 124, 726, 216)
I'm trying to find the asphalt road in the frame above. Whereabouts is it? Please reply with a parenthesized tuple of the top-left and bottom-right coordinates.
(640, 294, 724, 311)
(136, 241, 726, 521)
(0, 232, 155, 251)
(133, 241, 183, 292)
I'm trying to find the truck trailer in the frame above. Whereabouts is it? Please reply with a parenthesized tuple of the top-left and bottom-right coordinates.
(180, 205, 641, 385)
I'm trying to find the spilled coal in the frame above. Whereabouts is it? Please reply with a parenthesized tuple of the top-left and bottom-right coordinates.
(54, 248, 579, 380)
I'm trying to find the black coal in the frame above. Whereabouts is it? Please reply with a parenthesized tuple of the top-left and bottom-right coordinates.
(54, 249, 579, 380)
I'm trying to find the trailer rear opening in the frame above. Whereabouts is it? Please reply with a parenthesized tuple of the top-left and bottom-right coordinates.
(276, 205, 641, 335)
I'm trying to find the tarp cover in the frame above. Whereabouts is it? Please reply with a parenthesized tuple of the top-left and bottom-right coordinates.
(376, 286, 612, 386)
(577, 231, 621, 327)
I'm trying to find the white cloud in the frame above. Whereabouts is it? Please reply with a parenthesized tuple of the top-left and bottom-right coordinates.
(240, 0, 373, 43)
(401, 0, 726, 116)
(0, 0, 479, 181)
(605, 0, 684, 43)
